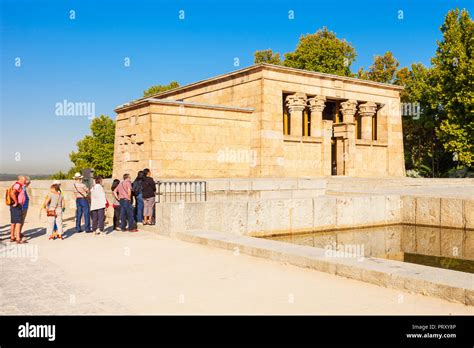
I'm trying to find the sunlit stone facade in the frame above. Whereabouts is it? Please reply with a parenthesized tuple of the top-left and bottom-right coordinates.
(113, 64, 405, 178)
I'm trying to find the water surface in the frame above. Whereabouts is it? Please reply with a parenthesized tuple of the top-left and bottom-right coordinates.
(264, 225, 474, 273)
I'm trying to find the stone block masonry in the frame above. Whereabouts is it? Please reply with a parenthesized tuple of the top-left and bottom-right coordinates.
(113, 63, 405, 179)
(155, 193, 405, 237)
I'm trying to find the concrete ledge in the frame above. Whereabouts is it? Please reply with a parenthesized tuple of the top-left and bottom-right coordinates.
(176, 229, 474, 305)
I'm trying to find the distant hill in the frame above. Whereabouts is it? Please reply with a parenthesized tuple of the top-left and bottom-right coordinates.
(0, 173, 51, 181)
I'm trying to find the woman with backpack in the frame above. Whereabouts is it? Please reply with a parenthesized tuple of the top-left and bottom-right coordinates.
(132, 171, 145, 224)
(43, 184, 64, 240)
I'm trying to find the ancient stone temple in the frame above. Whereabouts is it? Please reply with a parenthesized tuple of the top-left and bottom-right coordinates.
(113, 63, 405, 178)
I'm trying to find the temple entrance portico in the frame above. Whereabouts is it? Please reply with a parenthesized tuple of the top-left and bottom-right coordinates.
(285, 94, 380, 176)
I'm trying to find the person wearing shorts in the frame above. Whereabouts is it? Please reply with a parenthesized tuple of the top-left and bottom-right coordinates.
(9, 175, 27, 243)
(19, 176, 31, 239)
(141, 168, 156, 225)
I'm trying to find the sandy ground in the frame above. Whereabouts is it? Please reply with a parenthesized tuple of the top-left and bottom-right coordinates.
(1, 205, 473, 315)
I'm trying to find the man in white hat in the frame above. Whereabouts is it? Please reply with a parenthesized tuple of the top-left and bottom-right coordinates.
(72, 172, 91, 233)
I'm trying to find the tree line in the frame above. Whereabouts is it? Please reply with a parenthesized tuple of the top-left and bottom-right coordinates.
(252, 8, 473, 177)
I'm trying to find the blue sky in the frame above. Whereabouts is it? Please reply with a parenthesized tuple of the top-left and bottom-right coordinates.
(1, 0, 472, 174)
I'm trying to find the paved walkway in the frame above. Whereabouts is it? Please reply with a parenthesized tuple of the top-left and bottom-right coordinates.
(1, 205, 473, 315)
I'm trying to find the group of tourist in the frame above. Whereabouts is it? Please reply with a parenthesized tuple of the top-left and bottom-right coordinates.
(6, 169, 157, 242)
(110, 168, 157, 231)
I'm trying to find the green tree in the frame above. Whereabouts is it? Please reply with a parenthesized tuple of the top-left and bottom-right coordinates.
(395, 64, 444, 177)
(432, 8, 474, 167)
(143, 81, 180, 97)
(254, 49, 282, 64)
(68, 115, 116, 178)
(283, 27, 356, 76)
(358, 51, 400, 83)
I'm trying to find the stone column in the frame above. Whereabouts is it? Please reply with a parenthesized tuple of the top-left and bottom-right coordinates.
(339, 100, 357, 176)
(285, 93, 307, 137)
(340, 100, 357, 124)
(322, 120, 333, 176)
(308, 95, 326, 137)
(358, 101, 377, 140)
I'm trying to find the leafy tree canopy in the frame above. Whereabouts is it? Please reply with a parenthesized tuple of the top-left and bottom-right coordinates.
(143, 81, 180, 97)
(431, 8, 473, 167)
(68, 115, 116, 178)
(282, 27, 356, 76)
(254, 49, 282, 65)
(358, 51, 400, 83)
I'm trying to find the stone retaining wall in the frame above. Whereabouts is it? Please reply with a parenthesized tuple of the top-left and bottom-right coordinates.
(2, 179, 472, 234)
(401, 195, 474, 230)
(156, 194, 403, 237)
(0, 178, 326, 208)
(155, 193, 473, 237)
(204, 178, 326, 200)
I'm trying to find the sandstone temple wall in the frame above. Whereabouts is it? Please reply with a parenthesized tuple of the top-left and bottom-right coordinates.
(113, 64, 406, 179)
(113, 100, 254, 178)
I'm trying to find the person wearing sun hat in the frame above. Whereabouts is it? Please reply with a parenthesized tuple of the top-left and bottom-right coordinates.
(72, 172, 91, 233)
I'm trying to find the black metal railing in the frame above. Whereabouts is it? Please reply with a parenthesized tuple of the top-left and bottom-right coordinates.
(156, 181, 207, 203)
